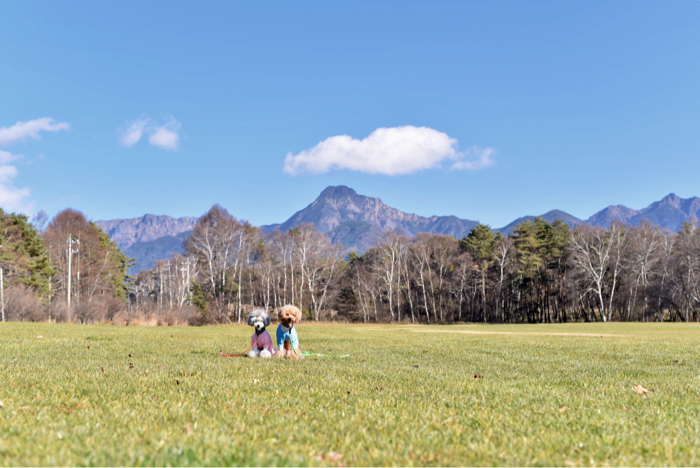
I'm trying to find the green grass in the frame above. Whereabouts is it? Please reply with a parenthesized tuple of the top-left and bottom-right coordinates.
(1, 322, 700, 466)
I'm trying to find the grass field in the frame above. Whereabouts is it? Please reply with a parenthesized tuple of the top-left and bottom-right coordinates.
(1, 322, 700, 466)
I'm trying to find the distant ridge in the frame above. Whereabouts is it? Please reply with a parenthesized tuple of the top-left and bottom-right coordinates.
(94, 214, 196, 273)
(586, 193, 700, 231)
(96, 189, 700, 273)
(586, 205, 638, 227)
(95, 214, 197, 250)
(122, 232, 191, 274)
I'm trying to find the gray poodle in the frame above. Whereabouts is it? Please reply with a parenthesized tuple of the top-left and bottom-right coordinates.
(247, 309, 274, 358)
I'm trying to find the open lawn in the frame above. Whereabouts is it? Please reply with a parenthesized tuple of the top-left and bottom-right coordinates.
(1, 322, 700, 466)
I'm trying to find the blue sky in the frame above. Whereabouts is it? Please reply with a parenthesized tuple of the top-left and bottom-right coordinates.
(0, 1, 698, 228)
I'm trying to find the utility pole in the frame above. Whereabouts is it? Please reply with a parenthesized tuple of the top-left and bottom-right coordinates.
(157, 267, 162, 314)
(66, 233, 79, 309)
(181, 258, 191, 305)
(1, 267, 4, 323)
(165, 261, 173, 310)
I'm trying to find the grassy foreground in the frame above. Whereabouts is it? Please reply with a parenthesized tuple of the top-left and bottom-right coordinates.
(1, 322, 699, 466)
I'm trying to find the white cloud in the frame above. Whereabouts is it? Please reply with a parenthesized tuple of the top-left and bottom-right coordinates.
(0, 150, 21, 165)
(119, 116, 181, 150)
(0, 119, 57, 214)
(0, 117, 70, 145)
(283, 126, 495, 176)
(0, 164, 20, 183)
(450, 146, 496, 171)
(119, 119, 148, 147)
(0, 161, 32, 214)
(148, 122, 180, 150)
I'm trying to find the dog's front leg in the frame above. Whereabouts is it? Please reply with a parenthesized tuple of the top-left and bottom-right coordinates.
(287, 346, 300, 359)
(283, 340, 300, 359)
(276, 340, 291, 359)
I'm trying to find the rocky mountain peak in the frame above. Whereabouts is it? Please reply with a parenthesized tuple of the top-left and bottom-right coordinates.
(260, 185, 479, 249)
(659, 193, 681, 207)
(319, 185, 359, 199)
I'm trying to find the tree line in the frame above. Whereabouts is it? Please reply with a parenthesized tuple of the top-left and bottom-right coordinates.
(1, 203, 700, 324)
(132, 205, 700, 324)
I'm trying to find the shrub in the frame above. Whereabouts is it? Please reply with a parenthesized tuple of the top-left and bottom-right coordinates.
(5, 285, 45, 322)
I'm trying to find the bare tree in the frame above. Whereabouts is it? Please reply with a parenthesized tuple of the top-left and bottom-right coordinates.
(411, 233, 434, 323)
(493, 236, 515, 322)
(373, 231, 403, 322)
(626, 221, 661, 321)
(184, 204, 245, 321)
(606, 222, 628, 322)
(671, 220, 700, 322)
(570, 225, 613, 321)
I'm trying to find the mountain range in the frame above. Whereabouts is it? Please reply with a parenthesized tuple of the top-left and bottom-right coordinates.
(95, 187, 700, 274)
(94, 214, 197, 274)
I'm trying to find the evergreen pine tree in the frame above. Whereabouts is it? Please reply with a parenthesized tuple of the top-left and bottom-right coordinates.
(0, 210, 56, 298)
(461, 223, 496, 321)
(94, 223, 135, 301)
(189, 280, 207, 314)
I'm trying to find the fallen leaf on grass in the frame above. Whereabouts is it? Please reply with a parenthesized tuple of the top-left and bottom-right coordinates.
(0, 401, 4, 409)
(473, 374, 483, 380)
(634, 384, 650, 395)
(347, 391, 357, 395)
(37, 336, 43, 339)
(375, 387, 383, 391)
(252, 379, 259, 383)
(175, 379, 180, 385)
(413, 365, 419, 368)
(318, 452, 344, 463)
(559, 406, 569, 413)
(20, 406, 30, 411)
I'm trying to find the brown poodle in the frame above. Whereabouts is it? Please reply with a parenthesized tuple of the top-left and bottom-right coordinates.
(273, 305, 302, 359)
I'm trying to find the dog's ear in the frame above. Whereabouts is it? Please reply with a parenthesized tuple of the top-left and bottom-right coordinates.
(279, 305, 290, 321)
(247, 312, 255, 326)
